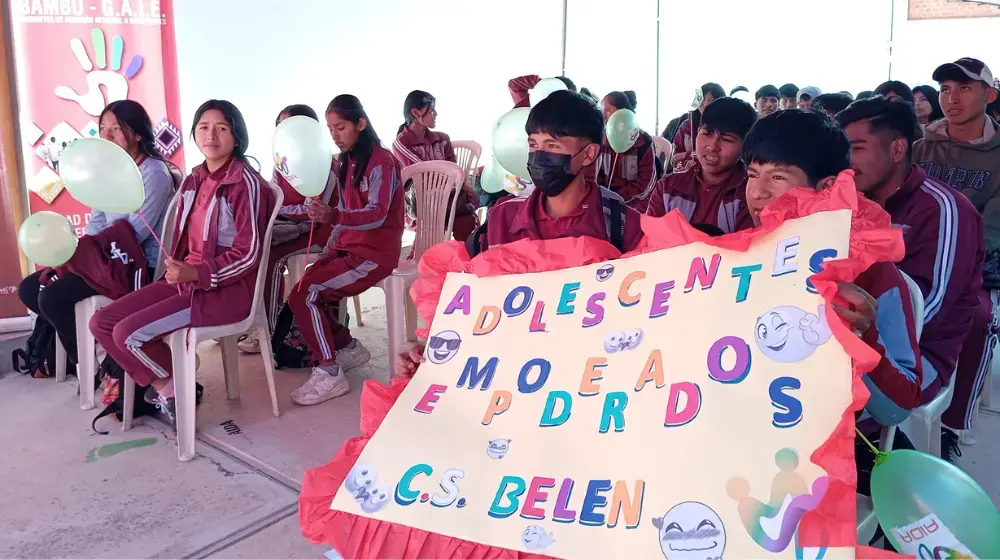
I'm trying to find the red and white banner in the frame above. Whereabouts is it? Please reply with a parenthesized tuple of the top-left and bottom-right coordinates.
(8, 0, 184, 233)
(2, 0, 183, 320)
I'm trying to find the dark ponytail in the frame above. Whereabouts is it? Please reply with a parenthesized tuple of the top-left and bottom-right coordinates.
(397, 90, 435, 135)
(100, 100, 162, 160)
(604, 91, 637, 112)
(328, 94, 381, 189)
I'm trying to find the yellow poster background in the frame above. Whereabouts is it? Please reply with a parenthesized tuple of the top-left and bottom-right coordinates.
(332, 210, 857, 560)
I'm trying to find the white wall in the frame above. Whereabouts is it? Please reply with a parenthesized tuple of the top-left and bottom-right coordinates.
(173, 0, 997, 170)
(890, 1, 999, 87)
(173, 0, 563, 170)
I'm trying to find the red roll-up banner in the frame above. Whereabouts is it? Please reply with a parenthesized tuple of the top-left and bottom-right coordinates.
(2, 0, 184, 320)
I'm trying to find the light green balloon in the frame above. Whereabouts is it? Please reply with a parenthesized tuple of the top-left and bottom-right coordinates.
(480, 155, 506, 194)
(492, 108, 531, 180)
(871, 449, 1000, 557)
(59, 138, 144, 214)
(272, 115, 334, 197)
(606, 109, 641, 153)
(18, 211, 78, 267)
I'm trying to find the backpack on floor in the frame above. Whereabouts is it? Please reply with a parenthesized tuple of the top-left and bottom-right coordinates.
(12, 316, 75, 379)
(91, 356, 203, 434)
(271, 300, 346, 369)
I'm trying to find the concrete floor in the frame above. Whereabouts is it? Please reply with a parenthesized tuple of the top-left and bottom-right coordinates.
(1, 288, 998, 558)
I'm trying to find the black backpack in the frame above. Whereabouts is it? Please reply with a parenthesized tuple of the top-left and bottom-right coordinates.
(12, 316, 75, 378)
(90, 356, 203, 434)
(270, 300, 347, 369)
(466, 188, 629, 257)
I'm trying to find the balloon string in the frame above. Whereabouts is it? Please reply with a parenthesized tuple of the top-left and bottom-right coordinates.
(608, 153, 619, 188)
(136, 210, 180, 296)
(855, 427, 890, 467)
(296, 219, 315, 292)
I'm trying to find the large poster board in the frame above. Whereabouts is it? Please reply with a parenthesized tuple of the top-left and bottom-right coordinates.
(333, 210, 857, 559)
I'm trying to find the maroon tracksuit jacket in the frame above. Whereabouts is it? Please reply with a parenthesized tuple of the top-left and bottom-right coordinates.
(646, 162, 754, 233)
(171, 158, 276, 325)
(481, 180, 643, 253)
(508, 74, 541, 108)
(593, 131, 658, 213)
(43, 219, 149, 299)
(323, 145, 405, 269)
(885, 166, 987, 429)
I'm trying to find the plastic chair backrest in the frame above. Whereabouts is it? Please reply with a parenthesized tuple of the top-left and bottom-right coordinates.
(404, 160, 465, 261)
(452, 140, 482, 187)
(899, 270, 924, 341)
(652, 136, 673, 162)
(243, 181, 284, 329)
(153, 187, 185, 281)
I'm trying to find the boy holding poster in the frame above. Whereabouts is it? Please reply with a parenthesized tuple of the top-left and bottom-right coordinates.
(740, 109, 924, 491)
(466, 89, 644, 257)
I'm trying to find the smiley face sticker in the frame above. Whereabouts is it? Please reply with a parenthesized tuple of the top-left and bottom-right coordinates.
(427, 330, 463, 364)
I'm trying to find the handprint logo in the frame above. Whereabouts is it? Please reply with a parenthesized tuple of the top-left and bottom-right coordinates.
(55, 29, 144, 117)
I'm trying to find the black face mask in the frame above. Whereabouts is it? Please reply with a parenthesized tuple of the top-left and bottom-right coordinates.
(526, 146, 588, 197)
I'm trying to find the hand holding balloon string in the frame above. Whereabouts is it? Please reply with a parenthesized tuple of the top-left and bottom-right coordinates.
(297, 197, 335, 291)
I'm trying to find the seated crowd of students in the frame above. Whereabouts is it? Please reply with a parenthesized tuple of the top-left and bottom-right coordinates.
(16, 54, 999, 554)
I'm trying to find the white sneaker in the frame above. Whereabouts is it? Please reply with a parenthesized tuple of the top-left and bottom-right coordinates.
(238, 331, 261, 354)
(336, 339, 371, 371)
(292, 366, 350, 406)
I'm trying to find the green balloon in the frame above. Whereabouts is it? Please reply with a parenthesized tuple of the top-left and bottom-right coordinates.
(606, 109, 641, 153)
(18, 211, 78, 267)
(871, 449, 1000, 557)
(60, 138, 144, 214)
(480, 156, 506, 194)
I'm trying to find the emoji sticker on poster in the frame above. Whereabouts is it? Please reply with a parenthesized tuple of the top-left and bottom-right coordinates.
(596, 264, 615, 282)
(521, 525, 555, 550)
(652, 501, 726, 560)
(427, 330, 462, 364)
(486, 439, 511, 459)
(754, 305, 832, 363)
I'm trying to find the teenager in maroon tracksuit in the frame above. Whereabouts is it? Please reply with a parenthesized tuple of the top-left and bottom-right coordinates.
(837, 97, 985, 462)
(647, 97, 757, 233)
(18, 99, 175, 367)
(287, 95, 404, 407)
(673, 82, 726, 172)
(91, 100, 274, 420)
(741, 110, 923, 501)
(239, 104, 337, 354)
(595, 91, 658, 212)
(391, 90, 477, 243)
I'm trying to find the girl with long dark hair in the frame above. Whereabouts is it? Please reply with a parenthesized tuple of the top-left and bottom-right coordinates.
(595, 91, 658, 212)
(391, 90, 477, 242)
(91, 100, 275, 418)
(285, 94, 404, 406)
(17, 99, 176, 369)
(238, 103, 338, 354)
(913, 85, 945, 128)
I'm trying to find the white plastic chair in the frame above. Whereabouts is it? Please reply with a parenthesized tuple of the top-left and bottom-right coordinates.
(897, 270, 955, 456)
(652, 136, 674, 166)
(123, 181, 285, 462)
(73, 188, 184, 410)
(901, 373, 956, 456)
(363, 161, 464, 377)
(452, 140, 482, 188)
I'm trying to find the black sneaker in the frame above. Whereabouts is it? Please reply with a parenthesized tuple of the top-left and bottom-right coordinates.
(144, 385, 160, 405)
(942, 428, 962, 463)
(155, 394, 176, 425)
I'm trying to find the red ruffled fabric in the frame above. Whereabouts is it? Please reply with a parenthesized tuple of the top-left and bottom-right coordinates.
(299, 171, 905, 558)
